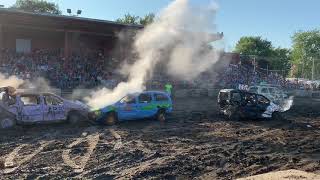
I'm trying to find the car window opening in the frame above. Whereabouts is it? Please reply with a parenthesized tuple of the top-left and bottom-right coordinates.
(120, 95, 136, 104)
(139, 94, 152, 103)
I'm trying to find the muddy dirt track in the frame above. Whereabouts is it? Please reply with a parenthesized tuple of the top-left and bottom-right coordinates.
(0, 97, 320, 180)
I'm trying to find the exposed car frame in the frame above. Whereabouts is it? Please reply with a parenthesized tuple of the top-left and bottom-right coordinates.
(0, 88, 89, 129)
(218, 89, 283, 121)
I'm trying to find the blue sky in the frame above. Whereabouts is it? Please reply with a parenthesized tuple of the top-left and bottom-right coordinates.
(1, 0, 319, 50)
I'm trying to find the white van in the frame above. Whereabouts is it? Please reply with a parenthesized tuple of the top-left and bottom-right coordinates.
(248, 85, 288, 104)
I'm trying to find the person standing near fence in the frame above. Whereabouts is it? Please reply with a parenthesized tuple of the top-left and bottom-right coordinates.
(165, 82, 173, 96)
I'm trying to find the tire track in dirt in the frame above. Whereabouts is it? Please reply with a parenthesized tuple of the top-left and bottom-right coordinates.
(2, 141, 53, 174)
(62, 133, 100, 173)
(109, 128, 123, 150)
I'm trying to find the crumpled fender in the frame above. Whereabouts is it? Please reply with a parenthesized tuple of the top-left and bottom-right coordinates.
(262, 102, 281, 118)
(0, 102, 16, 119)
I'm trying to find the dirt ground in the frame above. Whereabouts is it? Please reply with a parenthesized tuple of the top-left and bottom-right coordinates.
(0, 96, 320, 179)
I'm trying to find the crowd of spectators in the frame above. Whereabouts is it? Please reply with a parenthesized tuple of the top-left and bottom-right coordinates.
(1, 48, 320, 91)
(0, 48, 120, 89)
(215, 63, 320, 91)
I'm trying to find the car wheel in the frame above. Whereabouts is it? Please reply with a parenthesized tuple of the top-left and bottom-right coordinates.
(226, 106, 240, 121)
(0, 118, 16, 129)
(156, 109, 166, 122)
(105, 112, 117, 126)
(272, 112, 283, 121)
(68, 112, 82, 124)
(229, 111, 240, 121)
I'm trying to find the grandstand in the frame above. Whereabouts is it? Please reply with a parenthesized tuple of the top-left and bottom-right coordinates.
(1, 8, 312, 91)
(0, 8, 142, 59)
(0, 8, 144, 89)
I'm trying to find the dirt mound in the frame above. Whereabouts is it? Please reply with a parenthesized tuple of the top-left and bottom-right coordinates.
(237, 169, 320, 180)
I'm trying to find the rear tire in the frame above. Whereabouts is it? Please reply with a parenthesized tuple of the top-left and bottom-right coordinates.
(226, 106, 240, 121)
(68, 112, 82, 124)
(272, 112, 283, 121)
(228, 111, 240, 121)
(0, 118, 16, 129)
(156, 109, 166, 122)
(105, 112, 117, 126)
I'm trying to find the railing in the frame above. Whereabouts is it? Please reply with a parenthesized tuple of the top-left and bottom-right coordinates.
(59, 88, 320, 100)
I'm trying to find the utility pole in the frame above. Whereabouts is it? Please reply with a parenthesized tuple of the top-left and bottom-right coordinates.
(253, 56, 256, 73)
(302, 62, 304, 79)
(312, 57, 315, 81)
(311, 44, 316, 81)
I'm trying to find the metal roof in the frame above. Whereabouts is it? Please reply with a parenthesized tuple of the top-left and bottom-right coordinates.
(0, 8, 143, 29)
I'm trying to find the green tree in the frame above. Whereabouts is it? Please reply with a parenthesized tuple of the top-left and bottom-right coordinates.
(235, 36, 293, 77)
(291, 30, 320, 79)
(116, 13, 140, 25)
(234, 36, 274, 69)
(270, 47, 291, 76)
(11, 0, 61, 14)
(116, 13, 155, 26)
(234, 36, 273, 57)
(139, 13, 155, 26)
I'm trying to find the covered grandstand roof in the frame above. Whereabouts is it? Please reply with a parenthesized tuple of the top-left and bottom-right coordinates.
(0, 8, 143, 36)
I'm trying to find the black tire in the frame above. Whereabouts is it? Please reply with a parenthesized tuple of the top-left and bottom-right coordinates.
(229, 111, 240, 121)
(156, 109, 166, 122)
(226, 106, 240, 121)
(0, 117, 16, 129)
(105, 112, 117, 126)
(68, 111, 82, 124)
(272, 112, 283, 121)
(0, 159, 4, 169)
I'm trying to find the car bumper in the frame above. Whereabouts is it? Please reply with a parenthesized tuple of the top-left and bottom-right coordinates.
(88, 111, 97, 121)
(88, 111, 108, 124)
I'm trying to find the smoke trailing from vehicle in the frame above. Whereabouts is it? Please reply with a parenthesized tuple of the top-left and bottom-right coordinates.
(0, 73, 60, 95)
(85, 0, 223, 109)
(280, 96, 294, 112)
(0, 73, 24, 89)
(22, 77, 57, 93)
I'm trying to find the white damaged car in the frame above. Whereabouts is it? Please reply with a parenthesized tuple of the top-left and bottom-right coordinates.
(0, 89, 89, 129)
(218, 89, 285, 121)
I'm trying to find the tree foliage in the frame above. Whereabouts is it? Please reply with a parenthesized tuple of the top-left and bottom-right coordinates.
(234, 36, 291, 76)
(116, 13, 155, 26)
(291, 30, 320, 78)
(234, 36, 273, 57)
(11, 0, 61, 14)
(270, 47, 291, 76)
(139, 13, 155, 26)
(116, 13, 140, 25)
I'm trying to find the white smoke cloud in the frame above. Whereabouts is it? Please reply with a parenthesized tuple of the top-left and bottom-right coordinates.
(280, 96, 294, 112)
(0, 73, 24, 89)
(0, 74, 59, 95)
(85, 0, 224, 109)
(22, 77, 55, 92)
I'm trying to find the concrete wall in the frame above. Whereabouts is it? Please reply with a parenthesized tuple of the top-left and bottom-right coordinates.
(60, 88, 320, 100)
(289, 89, 320, 98)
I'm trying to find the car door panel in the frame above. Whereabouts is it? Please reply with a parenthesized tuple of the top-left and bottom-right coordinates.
(20, 95, 43, 123)
(243, 93, 260, 118)
(117, 103, 139, 120)
(115, 95, 139, 121)
(256, 95, 271, 118)
(136, 93, 155, 119)
(44, 105, 65, 121)
(137, 102, 157, 118)
(43, 95, 66, 121)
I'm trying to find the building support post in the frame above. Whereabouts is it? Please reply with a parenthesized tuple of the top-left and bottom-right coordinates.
(0, 24, 3, 51)
(64, 31, 69, 59)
